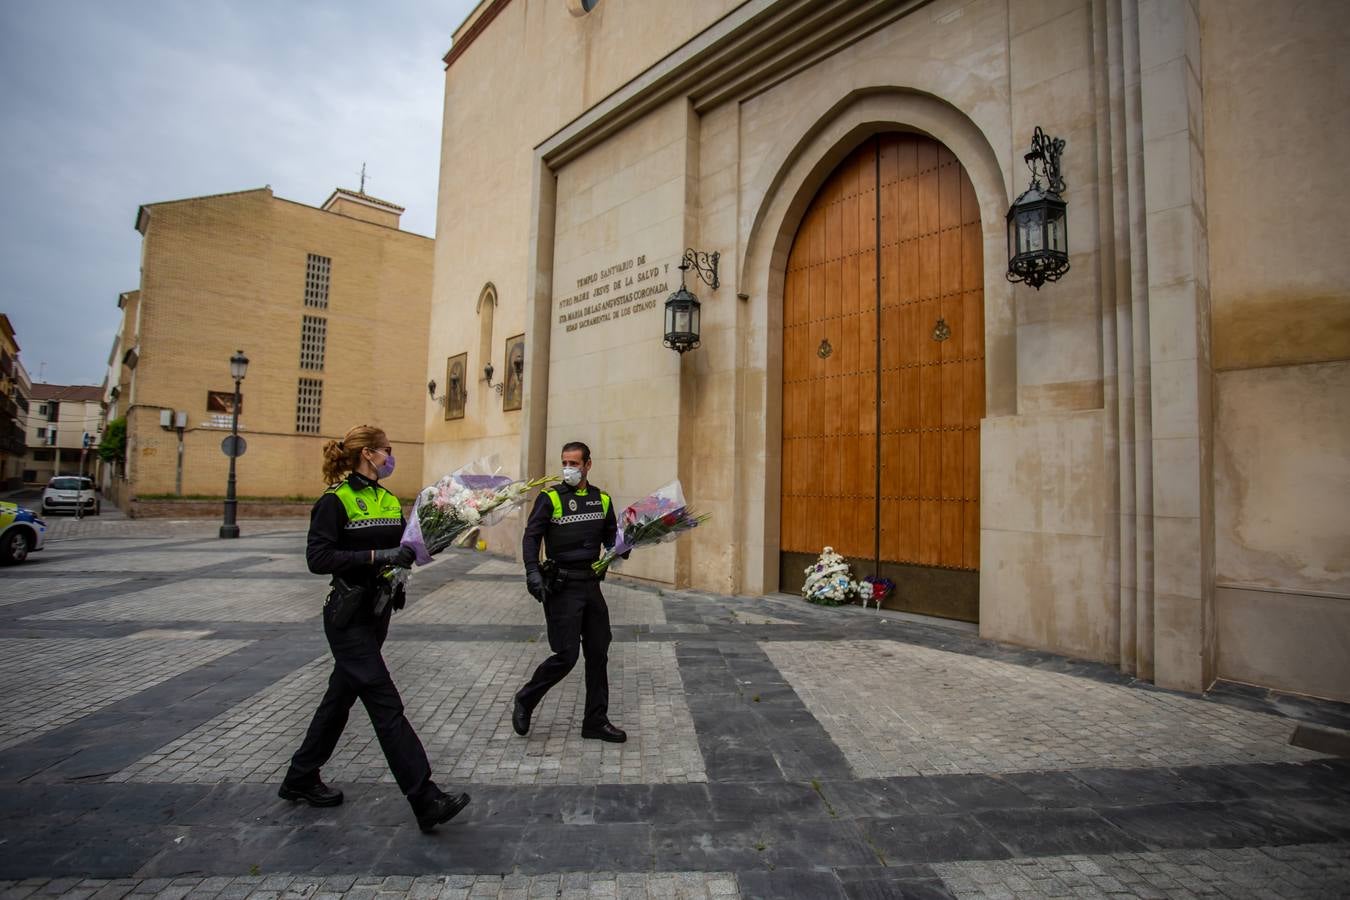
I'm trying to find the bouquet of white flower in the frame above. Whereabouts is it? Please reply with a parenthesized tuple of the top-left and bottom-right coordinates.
(801, 546, 870, 606)
(378, 458, 557, 601)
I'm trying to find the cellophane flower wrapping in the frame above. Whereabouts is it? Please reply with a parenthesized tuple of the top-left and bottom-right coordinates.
(591, 479, 710, 575)
(801, 546, 871, 606)
(384, 457, 558, 591)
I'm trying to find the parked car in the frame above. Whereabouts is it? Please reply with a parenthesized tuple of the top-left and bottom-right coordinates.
(0, 500, 46, 564)
(41, 476, 100, 516)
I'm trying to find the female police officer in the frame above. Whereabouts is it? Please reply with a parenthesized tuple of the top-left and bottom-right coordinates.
(278, 424, 469, 833)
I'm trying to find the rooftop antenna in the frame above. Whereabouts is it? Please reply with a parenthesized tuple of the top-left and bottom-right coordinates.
(359, 162, 369, 194)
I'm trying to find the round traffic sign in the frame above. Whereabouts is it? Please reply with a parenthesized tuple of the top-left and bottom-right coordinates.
(221, 435, 248, 458)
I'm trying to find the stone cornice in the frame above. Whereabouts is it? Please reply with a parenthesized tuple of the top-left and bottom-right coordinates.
(443, 0, 513, 70)
(537, 0, 935, 169)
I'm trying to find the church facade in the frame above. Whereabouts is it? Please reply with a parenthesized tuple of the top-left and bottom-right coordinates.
(426, 0, 1349, 701)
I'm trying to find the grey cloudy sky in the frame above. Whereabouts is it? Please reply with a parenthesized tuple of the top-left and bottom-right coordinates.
(0, 0, 477, 387)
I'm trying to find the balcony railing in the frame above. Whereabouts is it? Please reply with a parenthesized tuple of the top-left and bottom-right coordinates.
(0, 421, 26, 456)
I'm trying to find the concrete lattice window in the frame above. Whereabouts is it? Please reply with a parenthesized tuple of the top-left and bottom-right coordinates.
(304, 254, 331, 309)
(296, 377, 323, 434)
(300, 315, 327, 371)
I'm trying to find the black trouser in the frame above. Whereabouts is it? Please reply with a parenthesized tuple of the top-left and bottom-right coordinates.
(516, 576, 612, 729)
(286, 598, 438, 807)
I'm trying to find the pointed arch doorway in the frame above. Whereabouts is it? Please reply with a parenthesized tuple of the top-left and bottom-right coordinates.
(779, 132, 984, 621)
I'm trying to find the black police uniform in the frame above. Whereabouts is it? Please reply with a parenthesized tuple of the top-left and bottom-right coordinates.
(515, 481, 618, 730)
(283, 472, 445, 812)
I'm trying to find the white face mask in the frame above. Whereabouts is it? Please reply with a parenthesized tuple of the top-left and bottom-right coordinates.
(562, 465, 583, 487)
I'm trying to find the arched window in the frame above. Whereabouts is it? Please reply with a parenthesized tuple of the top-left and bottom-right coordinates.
(477, 283, 497, 388)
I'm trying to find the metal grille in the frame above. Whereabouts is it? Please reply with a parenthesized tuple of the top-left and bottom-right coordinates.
(299, 315, 327, 371)
(296, 378, 323, 434)
(304, 254, 331, 308)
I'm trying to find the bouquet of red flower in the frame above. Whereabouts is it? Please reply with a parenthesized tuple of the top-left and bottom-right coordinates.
(592, 479, 710, 575)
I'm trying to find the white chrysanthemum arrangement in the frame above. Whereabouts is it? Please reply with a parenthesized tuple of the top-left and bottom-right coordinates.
(801, 546, 871, 606)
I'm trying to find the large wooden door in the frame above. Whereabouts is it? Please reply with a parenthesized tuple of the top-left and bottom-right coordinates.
(780, 133, 984, 621)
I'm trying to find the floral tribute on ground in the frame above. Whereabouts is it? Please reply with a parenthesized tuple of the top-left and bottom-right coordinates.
(384, 457, 558, 592)
(592, 479, 710, 575)
(801, 547, 885, 607)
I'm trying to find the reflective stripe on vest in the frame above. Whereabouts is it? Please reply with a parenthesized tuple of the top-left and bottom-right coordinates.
(543, 487, 610, 523)
(325, 481, 403, 529)
(540, 486, 611, 561)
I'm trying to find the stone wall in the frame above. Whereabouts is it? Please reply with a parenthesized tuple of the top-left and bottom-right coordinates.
(429, 0, 1350, 700)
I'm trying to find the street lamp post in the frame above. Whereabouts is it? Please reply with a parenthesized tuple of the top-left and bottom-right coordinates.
(219, 349, 249, 539)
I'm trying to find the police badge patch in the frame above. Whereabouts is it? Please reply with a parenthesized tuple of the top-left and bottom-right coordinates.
(568, 498, 578, 512)
(356, 498, 368, 513)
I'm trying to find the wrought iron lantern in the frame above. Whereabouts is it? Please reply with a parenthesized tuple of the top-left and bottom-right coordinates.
(664, 248, 719, 354)
(1007, 127, 1069, 289)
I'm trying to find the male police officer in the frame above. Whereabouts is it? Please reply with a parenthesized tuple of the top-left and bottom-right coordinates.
(512, 441, 627, 742)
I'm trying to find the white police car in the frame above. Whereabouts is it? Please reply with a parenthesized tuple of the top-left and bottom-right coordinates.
(0, 500, 47, 565)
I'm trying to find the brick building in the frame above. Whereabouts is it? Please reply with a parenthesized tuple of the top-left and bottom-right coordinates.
(105, 186, 433, 511)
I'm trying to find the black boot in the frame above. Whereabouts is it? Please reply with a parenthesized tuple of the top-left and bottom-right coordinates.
(414, 791, 471, 833)
(278, 776, 344, 807)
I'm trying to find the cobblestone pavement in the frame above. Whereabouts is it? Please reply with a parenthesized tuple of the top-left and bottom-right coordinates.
(765, 639, 1322, 777)
(0, 871, 740, 899)
(1, 524, 1348, 898)
(118, 641, 703, 786)
(399, 581, 666, 627)
(0, 637, 249, 750)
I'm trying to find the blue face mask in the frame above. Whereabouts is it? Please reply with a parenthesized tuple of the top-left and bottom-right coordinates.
(376, 453, 396, 479)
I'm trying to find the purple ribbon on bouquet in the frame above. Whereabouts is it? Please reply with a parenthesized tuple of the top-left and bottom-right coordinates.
(456, 474, 513, 491)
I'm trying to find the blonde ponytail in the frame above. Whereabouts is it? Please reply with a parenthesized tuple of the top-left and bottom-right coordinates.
(321, 424, 386, 484)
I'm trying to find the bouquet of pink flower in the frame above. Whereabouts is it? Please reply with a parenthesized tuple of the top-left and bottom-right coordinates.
(592, 479, 710, 575)
(379, 459, 557, 600)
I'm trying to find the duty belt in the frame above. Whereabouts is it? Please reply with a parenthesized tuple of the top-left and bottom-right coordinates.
(555, 566, 599, 582)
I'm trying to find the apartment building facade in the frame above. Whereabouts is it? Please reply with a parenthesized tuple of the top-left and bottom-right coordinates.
(106, 186, 433, 509)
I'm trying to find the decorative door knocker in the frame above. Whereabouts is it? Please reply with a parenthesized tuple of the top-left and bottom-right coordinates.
(817, 338, 833, 359)
(932, 318, 951, 342)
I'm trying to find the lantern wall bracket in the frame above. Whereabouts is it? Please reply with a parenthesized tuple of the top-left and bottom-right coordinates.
(1024, 126, 1067, 195)
(680, 248, 720, 290)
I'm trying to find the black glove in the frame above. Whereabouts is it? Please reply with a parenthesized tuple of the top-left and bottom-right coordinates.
(525, 567, 545, 601)
(373, 545, 416, 568)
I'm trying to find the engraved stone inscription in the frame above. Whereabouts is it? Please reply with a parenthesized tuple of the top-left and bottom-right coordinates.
(557, 254, 669, 333)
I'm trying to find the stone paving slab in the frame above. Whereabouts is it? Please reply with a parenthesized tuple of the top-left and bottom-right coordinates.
(28, 579, 325, 623)
(763, 639, 1325, 777)
(237, 554, 323, 576)
(0, 871, 741, 899)
(399, 580, 665, 628)
(117, 641, 704, 786)
(4, 843, 1350, 897)
(466, 558, 523, 577)
(40, 518, 314, 542)
(931, 843, 1350, 899)
(0, 576, 136, 606)
(24, 550, 268, 574)
(6, 524, 1350, 896)
(0, 637, 250, 751)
